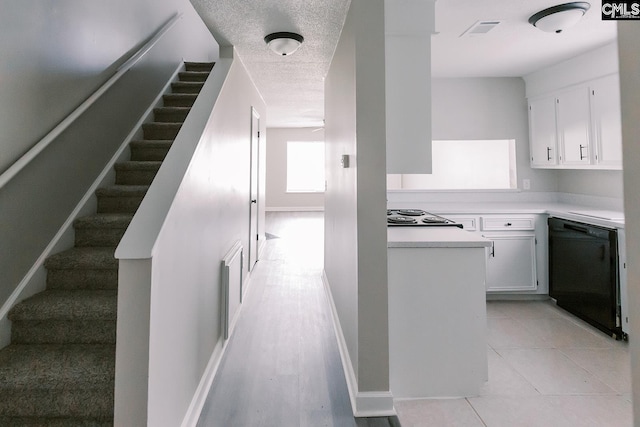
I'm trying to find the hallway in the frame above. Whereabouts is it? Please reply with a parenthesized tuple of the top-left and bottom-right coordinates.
(197, 212, 361, 426)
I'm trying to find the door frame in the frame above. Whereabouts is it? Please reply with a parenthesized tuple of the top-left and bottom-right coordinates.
(248, 107, 260, 271)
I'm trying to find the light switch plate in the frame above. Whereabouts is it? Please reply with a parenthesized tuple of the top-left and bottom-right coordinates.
(341, 154, 350, 168)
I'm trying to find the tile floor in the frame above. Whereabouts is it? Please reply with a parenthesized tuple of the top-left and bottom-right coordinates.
(396, 300, 632, 427)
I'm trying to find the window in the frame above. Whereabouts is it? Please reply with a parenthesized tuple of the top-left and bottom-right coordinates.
(286, 141, 325, 192)
(387, 139, 517, 190)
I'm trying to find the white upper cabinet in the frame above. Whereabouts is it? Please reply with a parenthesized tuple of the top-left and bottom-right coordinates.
(527, 73, 623, 170)
(528, 96, 558, 167)
(556, 86, 592, 166)
(590, 74, 623, 168)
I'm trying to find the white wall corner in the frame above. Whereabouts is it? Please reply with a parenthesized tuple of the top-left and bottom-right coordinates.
(321, 271, 396, 418)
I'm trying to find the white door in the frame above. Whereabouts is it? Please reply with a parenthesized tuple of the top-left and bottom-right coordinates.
(528, 96, 558, 167)
(590, 74, 623, 168)
(483, 233, 537, 292)
(557, 86, 591, 165)
(248, 107, 260, 271)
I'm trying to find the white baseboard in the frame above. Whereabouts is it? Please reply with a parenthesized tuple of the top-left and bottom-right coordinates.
(180, 338, 225, 427)
(180, 258, 257, 426)
(321, 271, 396, 418)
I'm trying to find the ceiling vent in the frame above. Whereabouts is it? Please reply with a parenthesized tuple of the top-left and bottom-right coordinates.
(460, 21, 502, 37)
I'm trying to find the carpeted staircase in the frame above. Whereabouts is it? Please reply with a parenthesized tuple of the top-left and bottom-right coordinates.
(0, 62, 215, 426)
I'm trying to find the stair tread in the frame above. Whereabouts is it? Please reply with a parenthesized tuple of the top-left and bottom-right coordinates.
(0, 344, 115, 389)
(171, 81, 203, 86)
(184, 62, 215, 72)
(129, 139, 173, 146)
(9, 290, 117, 321)
(163, 93, 198, 98)
(74, 213, 134, 229)
(114, 161, 163, 170)
(0, 416, 113, 426)
(44, 247, 117, 270)
(95, 185, 149, 196)
(153, 106, 191, 112)
(179, 71, 209, 81)
(143, 122, 182, 127)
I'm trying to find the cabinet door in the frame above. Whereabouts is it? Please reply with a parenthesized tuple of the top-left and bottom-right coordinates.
(557, 86, 591, 165)
(590, 74, 623, 169)
(528, 96, 558, 167)
(483, 233, 537, 292)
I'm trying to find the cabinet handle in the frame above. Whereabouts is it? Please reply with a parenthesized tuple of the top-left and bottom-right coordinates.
(579, 145, 587, 160)
(547, 147, 552, 161)
(490, 242, 495, 257)
(505, 222, 512, 227)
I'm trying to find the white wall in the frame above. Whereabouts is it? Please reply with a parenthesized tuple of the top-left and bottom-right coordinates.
(618, 23, 640, 425)
(0, 0, 219, 320)
(115, 49, 267, 426)
(524, 42, 624, 201)
(430, 77, 557, 193)
(324, 0, 392, 416)
(265, 127, 325, 211)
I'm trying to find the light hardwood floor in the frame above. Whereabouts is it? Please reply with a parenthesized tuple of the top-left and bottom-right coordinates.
(197, 212, 359, 426)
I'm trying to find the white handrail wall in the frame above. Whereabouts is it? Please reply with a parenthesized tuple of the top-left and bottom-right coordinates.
(0, 13, 182, 190)
(114, 47, 268, 426)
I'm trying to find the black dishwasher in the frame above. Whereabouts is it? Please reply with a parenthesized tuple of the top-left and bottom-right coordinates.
(548, 217, 621, 339)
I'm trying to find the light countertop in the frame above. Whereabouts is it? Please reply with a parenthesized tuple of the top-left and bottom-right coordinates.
(388, 226, 492, 248)
(388, 202, 625, 229)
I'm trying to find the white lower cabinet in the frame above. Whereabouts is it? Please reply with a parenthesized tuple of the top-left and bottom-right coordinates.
(482, 232, 537, 292)
(445, 213, 542, 293)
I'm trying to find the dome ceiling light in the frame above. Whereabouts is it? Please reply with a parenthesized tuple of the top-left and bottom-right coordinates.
(528, 2, 591, 33)
(264, 32, 304, 56)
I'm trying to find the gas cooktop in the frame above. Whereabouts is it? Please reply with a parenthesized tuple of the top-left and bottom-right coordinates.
(387, 209, 463, 228)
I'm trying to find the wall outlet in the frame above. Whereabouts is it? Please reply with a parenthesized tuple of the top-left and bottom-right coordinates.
(523, 179, 531, 190)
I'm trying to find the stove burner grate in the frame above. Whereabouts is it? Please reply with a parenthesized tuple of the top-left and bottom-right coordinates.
(422, 216, 447, 224)
(397, 209, 426, 216)
(387, 216, 418, 224)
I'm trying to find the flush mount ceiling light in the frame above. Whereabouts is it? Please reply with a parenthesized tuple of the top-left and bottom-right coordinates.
(528, 2, 590, 33)
(264, 32, 304, 56)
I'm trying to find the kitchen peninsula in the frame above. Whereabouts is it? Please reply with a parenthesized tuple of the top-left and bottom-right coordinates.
(387, 226, 491, 398)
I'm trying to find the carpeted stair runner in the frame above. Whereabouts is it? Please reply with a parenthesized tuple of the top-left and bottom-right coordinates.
(0, 61, 214, 425)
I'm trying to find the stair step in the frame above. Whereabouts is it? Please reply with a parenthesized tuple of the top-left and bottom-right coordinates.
(74, 213, 133, 247)
(0, 416, 112, 426)
(129, 140, 173, 161)
(45, 247, 117, 271)
(179, 71, 209, 82)
(153, 106, 190, 123)
(9, 290, 117, 321)
(114, 161, 162, 185)
(170, 81, 204, 94)
(0, 344, 114, 418)
(9, 290, 117, 344)
(45, 247, 118, 290)
(95, 185, 149, 214)
(162, 93, 197, 107)
(142, 122, 182, 140)
(184, 61, 215, 72)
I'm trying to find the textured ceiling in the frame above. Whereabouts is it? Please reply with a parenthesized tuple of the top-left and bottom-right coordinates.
(190, 0, 351, 128)
(189, 0, 617, 128)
